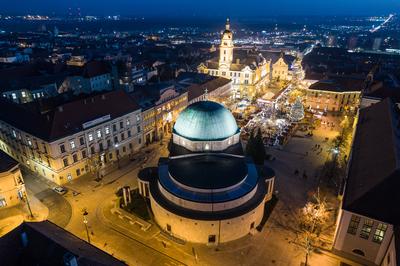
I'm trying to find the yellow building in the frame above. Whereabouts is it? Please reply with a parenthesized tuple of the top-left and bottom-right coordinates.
(0, 90, 143, 185)
(198, 19, 272, 99)
(303, 78, 362, 112)
(272, 52, 291, 81)
(0, 151, 25, 208)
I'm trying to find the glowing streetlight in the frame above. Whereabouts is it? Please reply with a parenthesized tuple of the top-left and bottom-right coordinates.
(82, 209, 90, 244)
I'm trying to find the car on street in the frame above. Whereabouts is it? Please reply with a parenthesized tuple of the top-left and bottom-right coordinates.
(53, 186, 68, 195)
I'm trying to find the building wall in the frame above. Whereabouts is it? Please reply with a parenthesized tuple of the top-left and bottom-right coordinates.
(333, 210, 393, 265)
(0, 109, 143, 185)
(172, 132, 240, 152)
(0, 165, 25, 208)
(303, 89, 361, 112)
(272, 58, 289, 81)
(89, 73, 113, 92)
(150, 191, 265, 244)
(381, 234, 397, 266)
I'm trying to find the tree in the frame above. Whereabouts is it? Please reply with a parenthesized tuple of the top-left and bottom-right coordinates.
(298, 189, 330, 266)
(290, 97, 305, 122)
(246, 128, 266, 165)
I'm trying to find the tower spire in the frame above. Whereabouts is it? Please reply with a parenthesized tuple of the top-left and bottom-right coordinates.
(226, 18, 230, 31)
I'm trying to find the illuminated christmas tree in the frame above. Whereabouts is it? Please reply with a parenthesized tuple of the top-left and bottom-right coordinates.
(290, 97, 305, 122)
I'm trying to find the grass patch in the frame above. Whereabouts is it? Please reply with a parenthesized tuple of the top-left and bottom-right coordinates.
(256, 195, 278, 232)
(117, 188, 151, 221)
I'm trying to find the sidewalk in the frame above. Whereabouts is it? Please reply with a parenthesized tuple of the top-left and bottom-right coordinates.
(0, 190, 49, 237)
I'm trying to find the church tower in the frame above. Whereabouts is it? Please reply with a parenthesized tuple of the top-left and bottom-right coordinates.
(219, 18, 234, 68)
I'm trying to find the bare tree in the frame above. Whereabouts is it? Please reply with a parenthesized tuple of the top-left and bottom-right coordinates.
(298, 188, 330, 266)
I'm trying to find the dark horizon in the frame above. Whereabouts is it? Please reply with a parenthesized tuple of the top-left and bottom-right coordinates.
(0, 0, 399, 17)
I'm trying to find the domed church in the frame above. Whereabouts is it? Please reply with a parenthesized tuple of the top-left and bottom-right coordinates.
(138, 100, 275, 244)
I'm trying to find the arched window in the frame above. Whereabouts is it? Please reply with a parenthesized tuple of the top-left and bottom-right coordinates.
(352, 249, 365, 257)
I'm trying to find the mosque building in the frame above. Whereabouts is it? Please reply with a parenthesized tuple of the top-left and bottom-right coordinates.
(138, 97, 275, 244)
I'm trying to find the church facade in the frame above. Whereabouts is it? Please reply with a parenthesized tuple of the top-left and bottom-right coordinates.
(198, 19, 291, 99)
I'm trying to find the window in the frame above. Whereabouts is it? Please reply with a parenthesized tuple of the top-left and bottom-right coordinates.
(79, 137, 85, 146)
(99, 143, 104, 152)
(137, 126, 141, 133)
(72, 154, 78, 163)
(90, 146, 95, 154)
(76, 169, 81, 176)
(208, 235, 216, 243)
(126, 119, 130, 126)
(105, 127, 110, 135)
(347, 215, 360, 235)
(96, 130, 102, 138)
(166, 224, 171, 232)
(12, 130, 16, 138)
(360, 219, 374, 239)
(121, 133, 125, 141)
(88, 133, 93, 142)
(63, 158, 69, 167)
(70, 140, 76, 149)
(21, 91, 26, 98)
(112, 124, 117, 132)
(81, 150, 87, 159)
(114, 136, 118, 143)
(12, 93, 17, 99)
(119, 121, 124, 129)
(136, 115, 141, 122)
(107, 139, 111, 147)
(60, 144, 66, 154)
(373, 223, 387, 244)
(128, 130, 131, 138)
(27, 138, 32, 146)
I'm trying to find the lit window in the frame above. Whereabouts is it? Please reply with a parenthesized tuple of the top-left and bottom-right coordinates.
(96, 130, 102, 138)
(360, 219, 374, 239)
(70, 140, 76, 149)
(105, 127, 110, 135)
(373, 223, 387, 244)
(136, 114, 141, 122)
(12, 130, 16, 138)
(11, 93, 17, 99)
(347, 215, 360, 235)
(126, 119, 130, 126)
(21, 91, 26, 98)
(88, 133, 93, 142)
(27, 138, 32, 146)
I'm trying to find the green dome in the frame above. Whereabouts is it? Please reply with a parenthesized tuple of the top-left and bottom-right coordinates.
(173, 101, 239, 141)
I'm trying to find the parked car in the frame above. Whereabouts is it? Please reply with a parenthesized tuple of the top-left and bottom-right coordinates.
(53, 186, 67, 195)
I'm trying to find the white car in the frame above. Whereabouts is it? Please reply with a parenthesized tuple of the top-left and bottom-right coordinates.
(53, 186, 67, 195)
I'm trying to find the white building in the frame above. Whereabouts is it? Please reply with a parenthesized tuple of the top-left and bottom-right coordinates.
(138, 100, 275, 244)
(333, 98, 400, 266)
(0, 90, 143, 185)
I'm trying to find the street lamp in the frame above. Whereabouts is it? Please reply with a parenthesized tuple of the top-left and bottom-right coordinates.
(24, 191, 34, 219)
(82, 209, 90, 244)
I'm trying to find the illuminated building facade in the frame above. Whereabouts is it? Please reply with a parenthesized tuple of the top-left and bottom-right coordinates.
(0, 150, 26, 208)
(0, 90, 143, 185)
(198, 19, 272, 99)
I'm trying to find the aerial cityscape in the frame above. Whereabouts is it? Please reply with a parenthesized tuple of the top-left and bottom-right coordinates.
(0, 1, 399, 265)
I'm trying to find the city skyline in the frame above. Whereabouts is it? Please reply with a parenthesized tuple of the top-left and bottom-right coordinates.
(0, 0, 399, 17)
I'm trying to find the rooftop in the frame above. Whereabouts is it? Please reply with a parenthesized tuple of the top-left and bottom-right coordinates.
(0, 221, 126, 266)
(0, 90, 140, 142)
(173, 101, 239, 141)
(0, 150, 18, 172)
(168, 154, 247, 189)
(343, 98, 400, 224)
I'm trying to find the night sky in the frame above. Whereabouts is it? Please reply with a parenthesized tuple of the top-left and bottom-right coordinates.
(0, 0, 399, 17)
